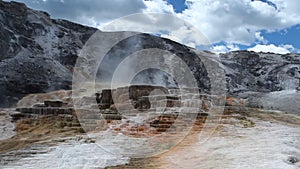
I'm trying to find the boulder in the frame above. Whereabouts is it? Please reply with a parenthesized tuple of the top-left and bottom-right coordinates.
(44, 100, 64, 107)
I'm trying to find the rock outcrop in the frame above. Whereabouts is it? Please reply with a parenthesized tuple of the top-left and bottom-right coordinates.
(221, 51, 300, 96)
(0, 1, 96, 107)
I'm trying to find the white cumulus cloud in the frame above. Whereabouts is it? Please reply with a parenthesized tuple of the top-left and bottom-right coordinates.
(178, 0, 300, 45)
(211, 44, 240, 54)
(247, 44, 296, 54)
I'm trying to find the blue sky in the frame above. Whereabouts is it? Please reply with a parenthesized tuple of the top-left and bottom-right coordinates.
(11, 0, 300, 54)
(261, 25, 300, 49)
(167, 0, 186, 13)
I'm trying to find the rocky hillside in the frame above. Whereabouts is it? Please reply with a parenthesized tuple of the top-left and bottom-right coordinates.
(0, 1, 96, 106)
(221, 51, 300, 96)
(0, 0, 299, 108)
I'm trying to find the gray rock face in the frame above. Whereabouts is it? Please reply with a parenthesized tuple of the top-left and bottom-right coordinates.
(96, 33, 211, 90)
(0, 1, 97, 107)
(220, 51, 300, 96)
